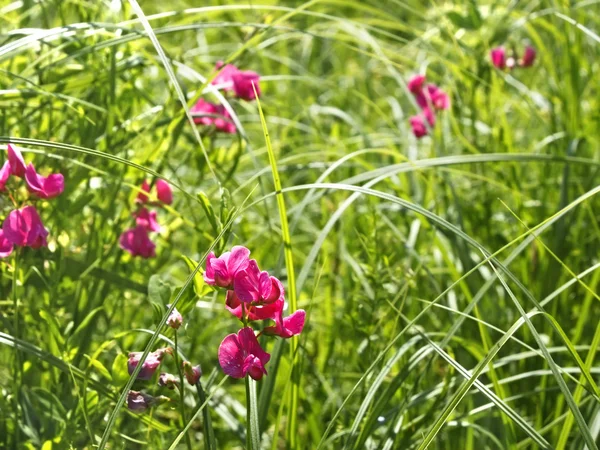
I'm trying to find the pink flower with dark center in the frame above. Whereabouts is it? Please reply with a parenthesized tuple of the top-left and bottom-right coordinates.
(2, 206, 48, 248)
(408, 75, 426, 94)
(7, 144, 26, 177)
(166, 304, 183, 329)
(490, 47, 507, 69)
(156, 179, 173, 205)
(190, 99, 236, 134)
(225, 291, 283, 321)
(409, 107, 435, 139)
(25, 163, 64, 199)
(264, 309, 306, 339)
(218, 327, 270, 380)
(134, 208, 160, 232)
(521, 46, 536, 67)
(136, 179, 151, 204)
(127, 348, 170, 380)
(0, 161, 11, 191)
(233, 260, 283, 304)
(204, 245, 250, 288)
(0, 230, 14, 258)
(119, 225, 156, 258)
(183, 361, 202, 385)
(232, 71, 261, 100)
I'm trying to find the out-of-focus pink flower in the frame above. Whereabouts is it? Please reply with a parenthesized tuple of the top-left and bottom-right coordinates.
(127, 390, 168, 412)
(166, 304, 183, 329)
(204, 246, 250, 288)
(136, 179, 151, 204)
(409, 108, 435, 139)
(233, 260, 283, 304)
(490, 47, 507, 69)
(232, 71, 261, 100)
(264, 309, 306, 339)
(0, 230, 14, 258)
(156, 179, 173, 205)
(119, 225, 156, 258)
(0, 161, 11, 191)
(427, 85, 450, 110)
(520, 46, 536, 67)
(24, 164, 64, 199)
(158, 373, 179, 390)
(408, 75, 426, 94)
(2, 206, 48, 248)
(225, 291, 283, 321)
(190, 99, 236, 134)
(127, 348, 170, 380)
(218, 327, 270, 380)
(134, 208, 160, 233)
(183, 361, 202, 385)
(212, 62, 239, 90)
(7, 144, 26, 177)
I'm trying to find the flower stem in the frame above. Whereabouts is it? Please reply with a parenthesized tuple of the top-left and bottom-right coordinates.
(12, 249, 20, 448)
(174, 332, 193, 450)
(195, 382, 216, 450)
(245, 376, 260, 450)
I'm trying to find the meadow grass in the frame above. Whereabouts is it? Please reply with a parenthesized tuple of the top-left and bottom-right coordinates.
(1, 0, 600, 448)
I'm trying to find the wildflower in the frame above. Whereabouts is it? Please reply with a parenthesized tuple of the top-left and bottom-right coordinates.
(158, 373, 179, 390)
(218, 327, 270, 380)
(24, 164, 64, 199)
(2, 206, 48, 248)
(127, 348, 171, 380)
(119, 225, 156, 258)
(490, 47, 507, 69)
(212, 62, 240, 89)
(183, 361, 202, 385)
(264, 309, 306, 339)
(426, 85, 450, 110)
(521, 46, 536, 67)
(212, 62, 261, 100)
(204, 245, 250, 288)
(127, 390, 168, 412)
(408, 75, 426, 94)
(7, 144, 26, 177)
(225, 291, 283, 321)
(0, 162, 10, 191)
(156, 179, 173, 205)
(233, 260, 283, 304)
(136, 179, 151, 204)
(0, 230, 14, 258)
(166, 304, 183, 329)
(409, 107, 435, 139)
(134, 208, 160, 233)
(190, 99, 236, 134)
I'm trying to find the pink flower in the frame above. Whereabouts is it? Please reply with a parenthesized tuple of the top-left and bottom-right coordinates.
(158, 373, 179, 389)
(232, 71, 261, 100)
(233, 260, 283, 304)
(156, 179, 173, 205)
(2, 206, 48, 248)
(0, 161, 11, 191)
(136, 179, 151, 204)
(264, 309, 306, 339)
(408, 75, 426, 94)
(520, 46, 536, 67)
(204, 245, 250, 288)
(426, 85, 450, 110)
(225, 291, 283, 321)
(0, 230, 14, 258)
(218, 327, 270, 380)
(127, 348, 170, 380)
(212, 62, 239, 90)
(166, 304, 183, 329)
(183, 361, 202, 385)
(119, 225, 156, 258)
(24, 163, 64, 199)
(190, 99, 236, 134)
(490, 47, 506, 69)
(7, 144, 26, 177)
(127, 390, 168, 412)
(409, 108, 435, 139)
(134, 208, 160, 232)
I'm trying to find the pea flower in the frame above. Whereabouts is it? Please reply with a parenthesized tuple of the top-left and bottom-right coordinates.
(204, 245, 250, 288)
(127, 390, 169, 412)
(136, 179, 151, 204)
(158, 373, 179, 390)
(521, 46, 536, 67)
(490, 47, 507, 69)
(0, 230, 14, 258)
(127, 348, 171, 380)
(0, 162, 10, 191)
(7, 144, 26, 177)
(408, 74, 426, 94)
(2, 206, 48, 248)
(225, 291, 283, 321)
(233, 260, 283, 304)
(190, 99, 236, 134)
(134, 208, 160, 233)
(218, 327, 270, 380)
(212, 62, 261, 100)
(264, 309, 306, 339)
(183, 361, 202, 385)
(25, 164, 64, 199)
(156, 179, 173, 205)
(166, 304, 183, 329)
(409, 108, 435, 139)
(119, 225, 156, 258)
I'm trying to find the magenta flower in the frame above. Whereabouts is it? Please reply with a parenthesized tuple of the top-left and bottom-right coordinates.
(166, 304, 183, 329)
(218, 327, 270, 380)
(156, 179, 173, 205)
(0, 161, 11, 191)
(204, 245, 250, 288)
(225, 291, 283, 321)
(232, 71, 261, 100)
(136, 179, 151, 204)
(264, 309, 306, 339)
(134, 207, 160, 233)
(212, 62, 239, 89)
(119, 225, 156, 258)
(233, 260, 283, 304)
(3, 206, 48, 248)
(190, 99, 236, 134)
(183, 361, 202, 385)
(426, 85, 450, 110)
(7, 144, 26, 177)
(127, 348, 170, 380)
(490, 47, 506, 69)
(409, 107, 435, 139)
(158, 373, 179, 390)
(0, 230, 14, 258)
(521, 46, 536, 67)
(408, 75, 426, 94)
(24, 164, 64, 199)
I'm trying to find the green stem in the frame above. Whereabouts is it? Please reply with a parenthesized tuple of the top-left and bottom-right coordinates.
(174, 332, 193, 450)
(195, 382, 216, 450)
(245, 376, 260, 450)
(12, 249, 20, 448)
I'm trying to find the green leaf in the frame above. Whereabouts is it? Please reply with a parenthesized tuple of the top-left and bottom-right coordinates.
(182, 255, 212, 298)
(198, 191, 220, 236)
(111, 353, 129, 386)
(148, 274, 172, 305)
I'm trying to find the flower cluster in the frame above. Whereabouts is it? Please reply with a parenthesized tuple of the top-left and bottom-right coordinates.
(190, 62, 261, 134)
(119, 179, 172, 259)
(407, 75, 450, 139)
(206, 246, 306, 381)
(490, 45, 536, 70)
(0, 144, 65, 258)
